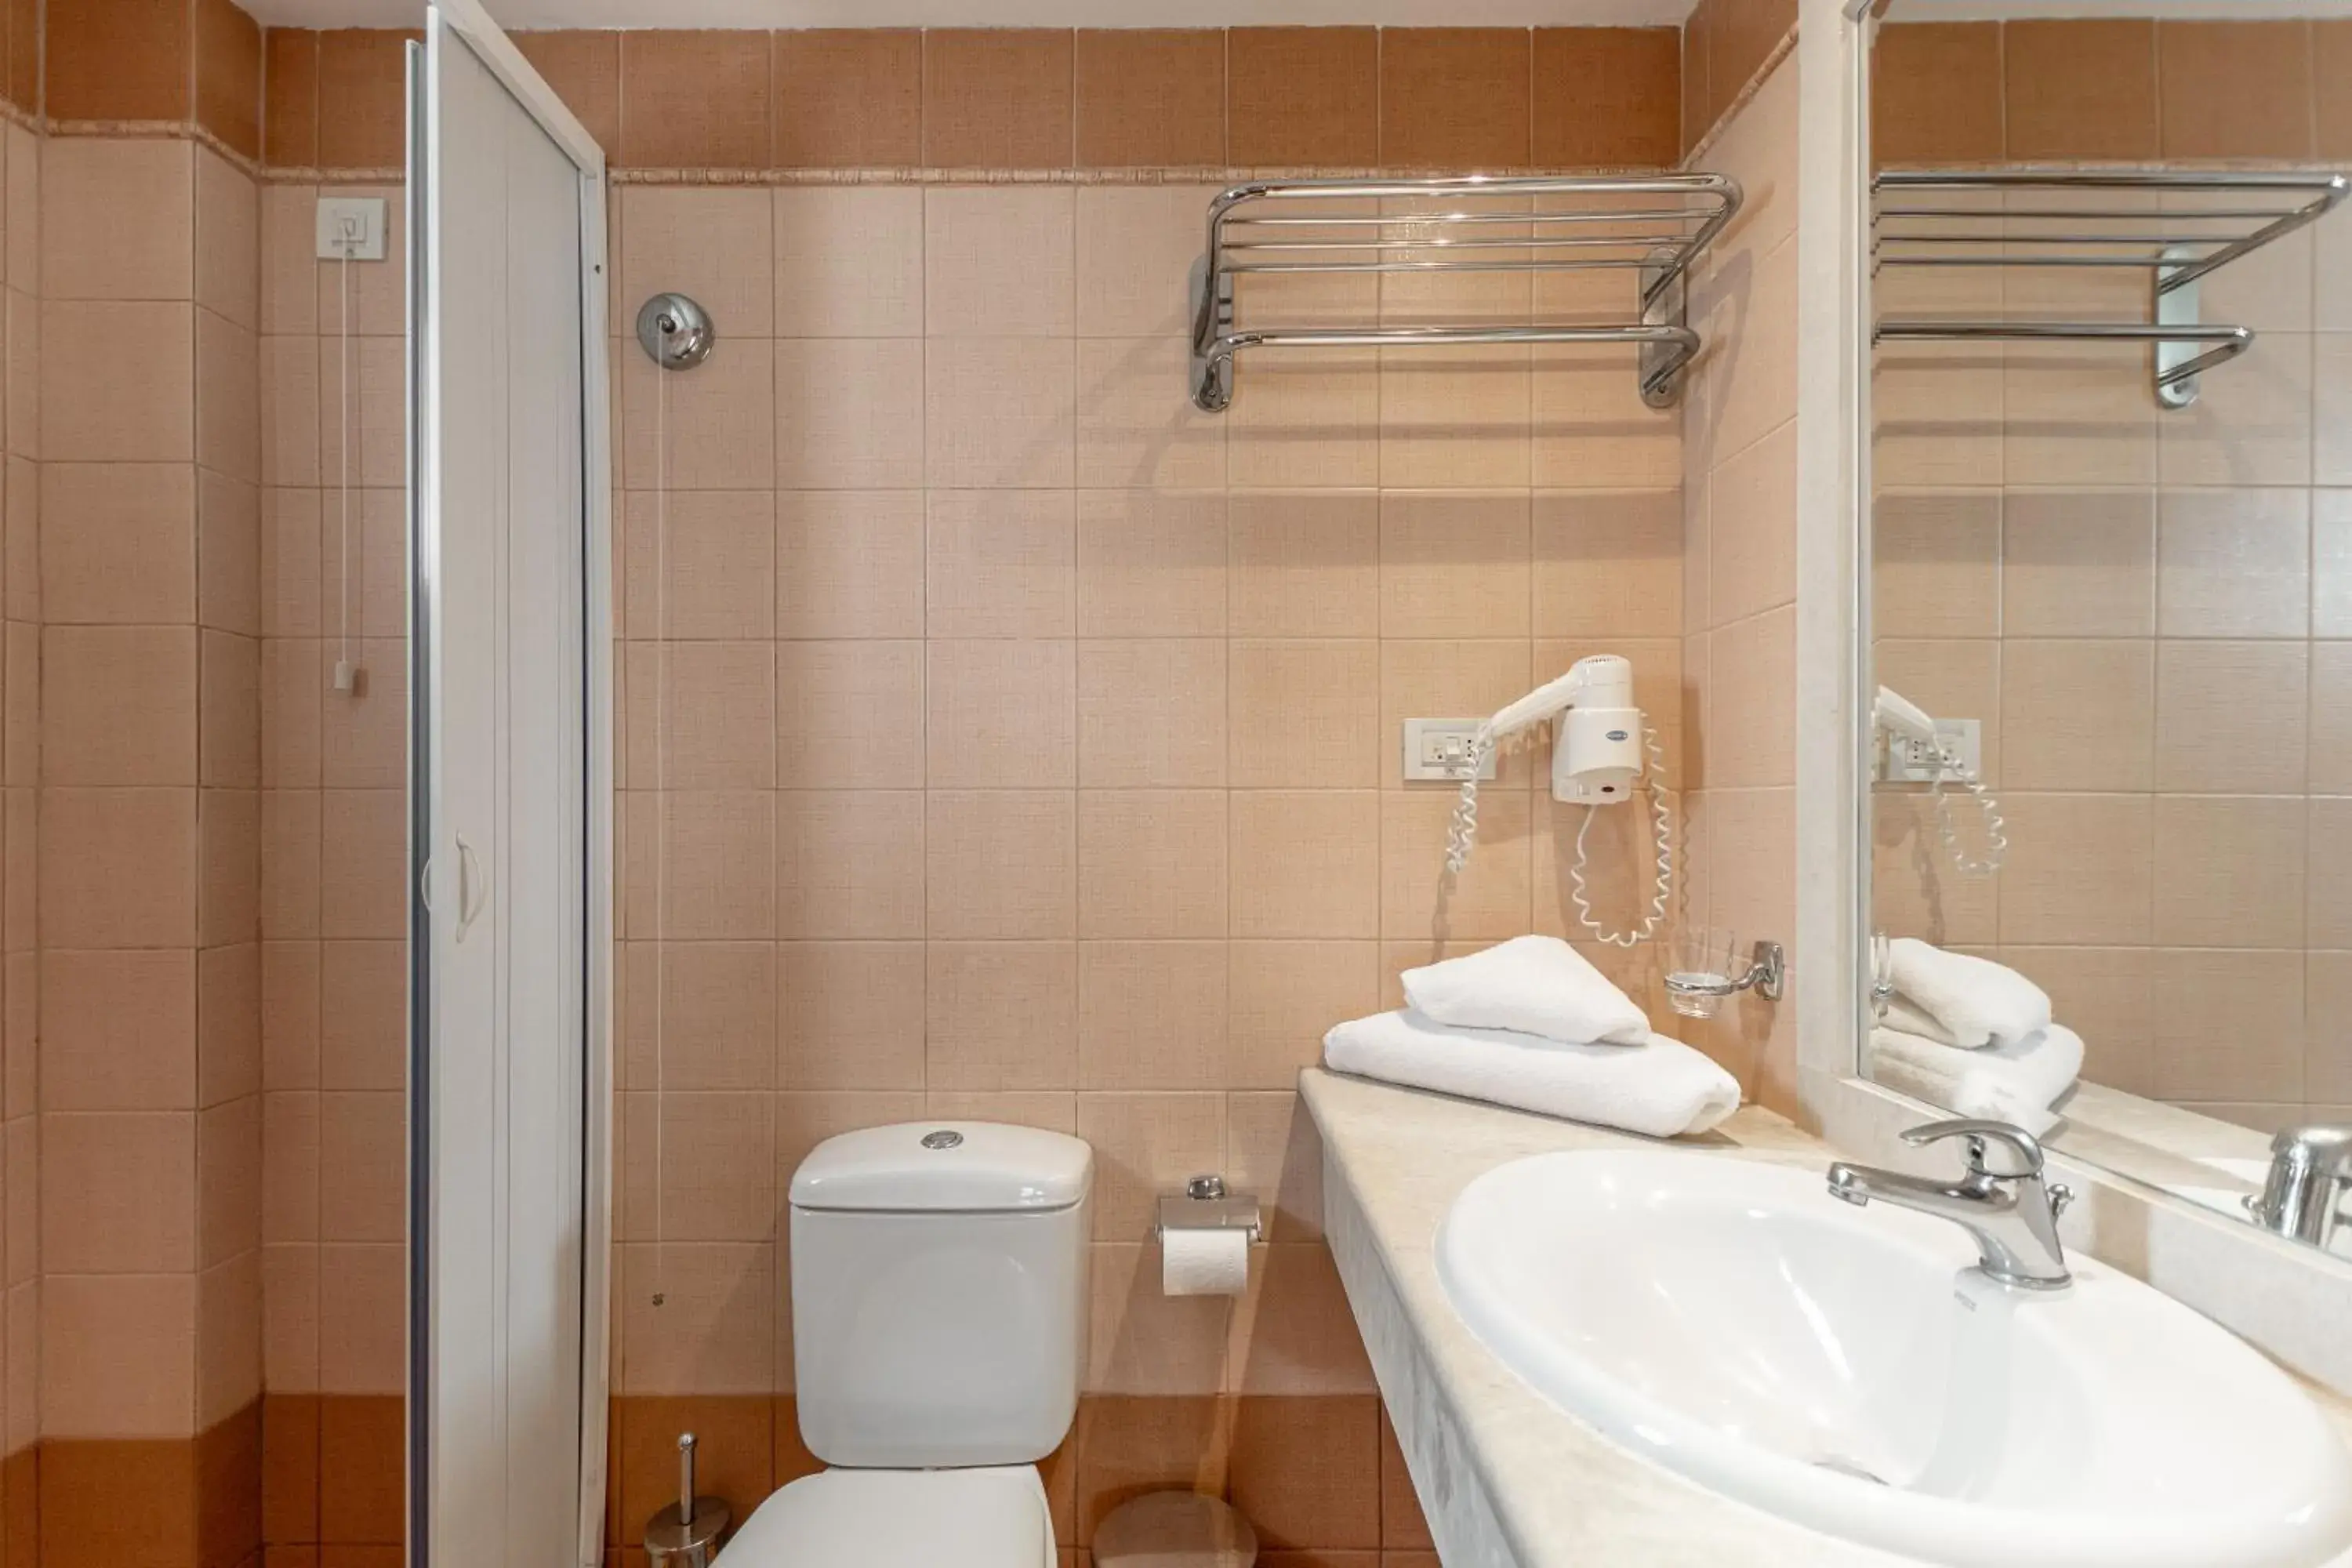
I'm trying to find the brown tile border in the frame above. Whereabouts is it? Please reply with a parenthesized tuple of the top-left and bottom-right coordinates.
(263, 24, 1694, 177)
(31, 1400, 263, 1568)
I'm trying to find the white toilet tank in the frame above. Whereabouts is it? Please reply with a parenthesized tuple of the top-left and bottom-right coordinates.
(789, 1122, 1092, 1469)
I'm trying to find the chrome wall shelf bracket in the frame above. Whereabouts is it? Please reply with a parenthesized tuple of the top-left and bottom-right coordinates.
(1188, 173, 1741, 415)
(1871, 169, 2346, 409)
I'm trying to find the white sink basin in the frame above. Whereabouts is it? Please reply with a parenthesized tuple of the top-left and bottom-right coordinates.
(1436, 1149, 2352, 1567)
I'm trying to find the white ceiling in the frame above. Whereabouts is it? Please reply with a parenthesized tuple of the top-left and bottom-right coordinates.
(249, 0, 1697, 29)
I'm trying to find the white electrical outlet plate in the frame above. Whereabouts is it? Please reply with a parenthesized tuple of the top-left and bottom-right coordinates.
(1882, 717, 1984, 783)
(316, 197, 388, 261)
(1402, 719, 1497, 782)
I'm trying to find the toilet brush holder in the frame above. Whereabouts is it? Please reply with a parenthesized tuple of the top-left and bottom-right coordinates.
(644, 1432, 730, 1568)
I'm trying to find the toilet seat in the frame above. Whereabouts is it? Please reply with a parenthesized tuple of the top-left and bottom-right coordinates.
(719, 1463, 1054, 1568)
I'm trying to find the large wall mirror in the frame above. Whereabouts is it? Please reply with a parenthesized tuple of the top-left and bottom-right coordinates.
(1860, 2, 2352, 1254)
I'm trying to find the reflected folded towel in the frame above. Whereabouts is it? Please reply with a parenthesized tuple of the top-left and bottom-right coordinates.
(1323, 1008, 1742, 1139)
(1887, 938, 2052, 1050)
(1869, 1022, 2085, 1138)
(1399, 935, 1650, 1046)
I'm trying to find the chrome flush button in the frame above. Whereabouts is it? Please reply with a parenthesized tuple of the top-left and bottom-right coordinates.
(920, 1130, 964, 1150)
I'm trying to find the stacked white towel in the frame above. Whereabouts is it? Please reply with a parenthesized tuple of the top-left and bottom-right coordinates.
(1401, 935, 1651, 1044)
(1871, 1022, 2084, 1138)
(1884, 937, 2051, 1050)
(1325, 938, 1741, 1138)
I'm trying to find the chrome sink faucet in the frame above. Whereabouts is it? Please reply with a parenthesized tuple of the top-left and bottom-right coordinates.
(2247, 1125, 2352, 1250)
(1826, 1120, 2076, 1291)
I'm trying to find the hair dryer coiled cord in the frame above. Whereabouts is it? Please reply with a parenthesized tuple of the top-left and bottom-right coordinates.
(1927, 742, 2006, 877)
(1444, 724, 1675, 947)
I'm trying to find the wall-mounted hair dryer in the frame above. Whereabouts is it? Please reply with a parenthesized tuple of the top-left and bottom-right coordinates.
(1873, 684, 2005, 877)
(1446, 655, 1671, 946)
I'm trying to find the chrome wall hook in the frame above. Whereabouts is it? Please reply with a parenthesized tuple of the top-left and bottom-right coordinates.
(637, 292, 714, 369)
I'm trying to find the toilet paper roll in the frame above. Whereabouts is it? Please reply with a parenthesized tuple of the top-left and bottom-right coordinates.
(1161, 1227, 1250, 1297)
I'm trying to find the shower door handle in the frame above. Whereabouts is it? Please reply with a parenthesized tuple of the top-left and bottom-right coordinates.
(454, 833, 488, 942)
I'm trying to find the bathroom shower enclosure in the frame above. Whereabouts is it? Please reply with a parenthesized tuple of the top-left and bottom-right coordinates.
(408, 2, 615, 1562)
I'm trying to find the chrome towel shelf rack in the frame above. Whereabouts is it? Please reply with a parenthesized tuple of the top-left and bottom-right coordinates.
(1873, 169, 2348, 408)
(1189, 172, 1744, 413)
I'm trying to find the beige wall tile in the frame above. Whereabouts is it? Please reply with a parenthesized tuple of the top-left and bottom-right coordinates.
(42, 138, 194, 304)
(619, 941, 777, 1093)
(1873, 489, 1998, 641)
(2158, 332, 2312, 490)
(1530, 348, 1684, 493)
(1229, 640, 1379, 789)
(778, 941, 926, 1091)
(2154, 640, 2307, 794)
(2002, 639, 2152, 792)
(1076, 490, 1226, 638)
(1996, 793, 2152, 946)
(774, 187, 924, 339)
(620, 185, 775, 340)
(1078, 942, 1229, 1091)
(926, 940, 1079, 1090)
(44, 1109, 197, 1272)
(1077, 186, 1212, 339)
(1383, 786, 1530, 942)
(1871, 345, 2003, 492)
(41, 463, 198, 624)
(617, 1242, 776, 1396)
(1533, 490, 1682, 640)
(1078, 337, 1226, 490)
(40, 949, 198, 1111)
(1226, 351, 1380, 491)
(655, 1092, 777, 1242)
(317, 786, 400, 941)
(622, 641, 778, 791)
(773, 640, 924, 789)
(317, 638, 401, 792)
(1378, 640, 1536, 789)
(621, 336, 777, 491)
(197, 941, 263, 1106)
(1380, 348, 1530, 488)
(198, 1093, 261, 1263)
(1229, 791, 1380, 939)
(926, 187, 1074, 339)
(263, 487, 322, 638)
(1227, 942, 1377, 1090)
(774, 789, 924, 940)
(314, 334, 402, 490)
(1078, 791, 1229, 938)
(42, 786, 198, 948)
(772, 338, 924, 490)
(43, 624, 198, 786)
(2158, 487, 2310, 637)
(2152, 949, 2306, 1102)
(622, 789, 777, 942)
(927, 789, 1076, 939)
(2308, 799, 2352, 951)
(2314, 336, 2352, 487)
(927, 639, 1076, 787)
(2310, 952, 2352, 1105)
(776, 490, 925, 640)
(1078, 639, 1226, 789)
(1704, 607, 1795, 788)
(317, 1091, 402, 1243)
(926, 338, 1076, 488)
(1087, 1239, 1229, 1394)
(261, 789, 321, 941)
(621, 488, 777, 641)
(318, 939, 405, 1093)
(2315, 642, 2352, 792)
(198, 470, 262, 635)
(261, 184, 319, 336)
(316, 1240, 406, 1392)
(40, 1273, 197, 1439)
(1377, 492, 1530, 639)
(193, 148, 259, 333)
(42, 301, 196, 462)
(2002, 345, 2155, 488)
(2152, 795, 2305, 949)
(1225, 1242, 1375, 1396)
(2002, 946, 2154, 1096)
(927, 488, 1076, 637)
(2002, 490, 2156, 638)
(1077, 1091, 1225, 1242)
(1228, 492, 1378, 637)
(196, 309, 260, 483)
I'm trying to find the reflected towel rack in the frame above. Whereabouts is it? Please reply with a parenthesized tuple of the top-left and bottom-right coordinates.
(1872, 169, 2348, 408)
(1189, 172, 1744, 414)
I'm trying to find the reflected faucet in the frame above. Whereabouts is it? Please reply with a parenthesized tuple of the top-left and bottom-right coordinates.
(1826, 1119, 2075, 1291)
(2247, 1125, 2352, 1251)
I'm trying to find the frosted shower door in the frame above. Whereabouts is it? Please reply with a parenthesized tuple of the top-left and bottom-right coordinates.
(412, 5, 615, 1564)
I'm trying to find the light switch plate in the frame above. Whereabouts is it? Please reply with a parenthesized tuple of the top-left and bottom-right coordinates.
(316, 197, 388, 261)
(1403, 719, 1497, 782)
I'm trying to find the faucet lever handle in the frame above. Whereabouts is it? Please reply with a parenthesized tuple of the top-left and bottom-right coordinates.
(1900, 1118, 2045, 1179)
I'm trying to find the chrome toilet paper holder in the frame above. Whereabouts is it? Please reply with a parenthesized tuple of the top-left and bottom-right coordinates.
(1156, 1174, 1262, 1241)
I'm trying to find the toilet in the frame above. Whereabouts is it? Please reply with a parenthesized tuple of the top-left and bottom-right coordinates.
(720, 1121, 1093, 1567)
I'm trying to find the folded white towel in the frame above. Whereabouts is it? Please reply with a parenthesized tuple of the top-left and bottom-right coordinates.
(1887, 938, 2052, 1051)
(1881, 995, 1965, 1047)
(1323, 1008, 1741, 1139)
(1400, 935, 1650, 1047)
(1869, 1022, 2085, 1138)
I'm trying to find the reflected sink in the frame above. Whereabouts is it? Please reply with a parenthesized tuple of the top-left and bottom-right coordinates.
(1436, 1149, 2352, 1568)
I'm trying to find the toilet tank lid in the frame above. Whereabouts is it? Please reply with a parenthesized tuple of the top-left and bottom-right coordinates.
(789, 1122, 1094, 1213)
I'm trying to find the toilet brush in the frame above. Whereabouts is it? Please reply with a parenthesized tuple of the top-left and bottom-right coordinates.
(643, 1432, 731, 1567)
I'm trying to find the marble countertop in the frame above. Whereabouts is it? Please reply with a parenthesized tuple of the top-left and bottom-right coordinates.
(1297, 1065, 2352, 1568)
